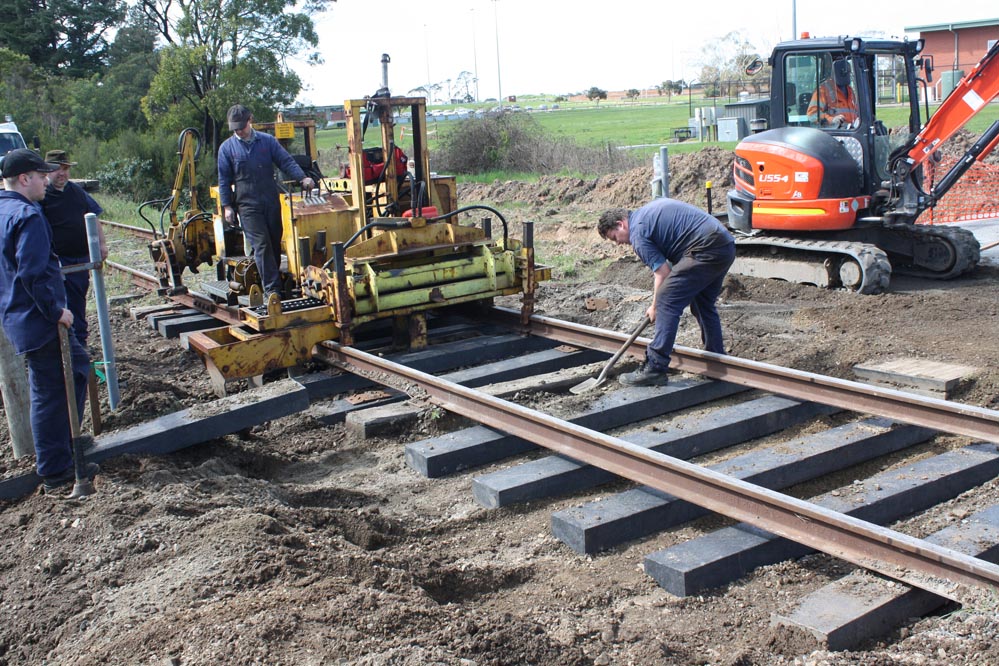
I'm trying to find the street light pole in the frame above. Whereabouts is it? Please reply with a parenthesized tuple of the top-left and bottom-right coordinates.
(471, 9, 480, 102)
(493, 0, 503, 109)
(424, 24, 432, 100)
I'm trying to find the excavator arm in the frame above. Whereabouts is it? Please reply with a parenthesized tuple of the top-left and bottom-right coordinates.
(890, 39, 999, 212)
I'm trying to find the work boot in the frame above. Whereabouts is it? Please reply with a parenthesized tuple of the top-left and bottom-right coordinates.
(42, 462, 100, 493)
(619, 363, 670, 387)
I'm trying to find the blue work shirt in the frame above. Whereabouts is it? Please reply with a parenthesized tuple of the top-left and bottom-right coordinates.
(0, 190, 68, 354)
(628, 198, 733, 273)
(42, 181, 103, 257)
(217, 129, 306, 208)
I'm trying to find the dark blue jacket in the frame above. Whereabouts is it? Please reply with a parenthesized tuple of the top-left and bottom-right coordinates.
(0, 190, 67, 353)
(628, 198, 734, 273)
(217, 130, 306, 208)
(42, 181, 103, 257)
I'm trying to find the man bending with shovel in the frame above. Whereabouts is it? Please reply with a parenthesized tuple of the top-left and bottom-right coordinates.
(597, 198, 735, 386)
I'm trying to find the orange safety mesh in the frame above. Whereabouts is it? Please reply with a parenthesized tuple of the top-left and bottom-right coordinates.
(922, 156, 999, 224)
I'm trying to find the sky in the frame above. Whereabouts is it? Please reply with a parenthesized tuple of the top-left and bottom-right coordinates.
(290, 1, 998, 106)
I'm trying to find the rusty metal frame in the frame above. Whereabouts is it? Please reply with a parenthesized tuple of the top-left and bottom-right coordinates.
(106, 261, 244, 327)
(315, 340, 999, 603)
(486, 307, 999, 444)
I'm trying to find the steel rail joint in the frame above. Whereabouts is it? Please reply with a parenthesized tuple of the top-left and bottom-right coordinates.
(485, 307, 999, 444)
(315, 340, 999, 603)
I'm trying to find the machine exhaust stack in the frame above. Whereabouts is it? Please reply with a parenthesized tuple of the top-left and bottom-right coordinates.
(379, 54, 391, 96)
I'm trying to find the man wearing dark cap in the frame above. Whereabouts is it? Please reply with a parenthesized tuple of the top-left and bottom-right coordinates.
(0, 149, 98, 492)
(41, 149, 106, 346)
(217, 103, 316, 299)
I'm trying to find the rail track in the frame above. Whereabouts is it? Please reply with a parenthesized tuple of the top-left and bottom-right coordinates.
(99, 218, 999, 648)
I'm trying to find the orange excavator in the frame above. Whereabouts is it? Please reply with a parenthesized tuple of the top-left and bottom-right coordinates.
(727, 36, 999, 293)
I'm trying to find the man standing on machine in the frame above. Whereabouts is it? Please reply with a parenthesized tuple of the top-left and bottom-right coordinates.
(217, 104, 315, 300)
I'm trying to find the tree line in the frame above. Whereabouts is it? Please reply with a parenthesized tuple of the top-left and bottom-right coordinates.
(0, 0, 334, 200)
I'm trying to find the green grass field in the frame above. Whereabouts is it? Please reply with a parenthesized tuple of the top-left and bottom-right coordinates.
(314, 98, 999, 178)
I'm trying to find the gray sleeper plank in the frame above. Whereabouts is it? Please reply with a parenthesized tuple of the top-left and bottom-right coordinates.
(407, 378, 747, 478)
(770, 503, 999, 651)
(315, 346, 605, 425)
(472, 395, 839, 509)
(0, 380, 310, 500)
(644, 442, 999, 597)
(443, 347, 609, 388)
(147, 308, 200, 330)
(158, 314, 220, 339)
(552, 418, 933, 554)
(298, 333, 556, 402)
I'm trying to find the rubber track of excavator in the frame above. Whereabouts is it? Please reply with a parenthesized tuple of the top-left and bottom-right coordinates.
(733, 236, 892, 295)
(884, 223, 980, 280)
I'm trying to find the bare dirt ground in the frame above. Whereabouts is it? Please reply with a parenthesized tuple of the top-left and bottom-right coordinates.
(2, 144, 999, 665)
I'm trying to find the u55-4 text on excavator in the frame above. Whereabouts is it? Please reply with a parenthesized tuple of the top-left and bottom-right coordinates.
(727, 36, 999, 293)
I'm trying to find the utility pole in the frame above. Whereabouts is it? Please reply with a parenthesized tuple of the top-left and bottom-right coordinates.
(493, 0, 503, 109)
(424, 24, 432, 100)
(471, 9, 480, 102)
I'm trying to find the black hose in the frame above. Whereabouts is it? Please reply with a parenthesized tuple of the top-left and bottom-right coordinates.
(180, 211, 213, 238)
(321, 218, 413, 270)
(177, 127, 202, 161)
(343, 219, 410, 251)
(137, 197, 171, 238)
(399, 170, 429, 217)
(428, 204, 510, 249)
(158, 202, 172, 236)
(320, 195, 511, 271)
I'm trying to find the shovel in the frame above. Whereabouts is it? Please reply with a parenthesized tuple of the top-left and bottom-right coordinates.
(570, 315, 651, 395)
(57, 325, 96, 499)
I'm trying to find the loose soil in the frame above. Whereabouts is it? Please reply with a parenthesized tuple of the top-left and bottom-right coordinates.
(2, 142, 998, 665)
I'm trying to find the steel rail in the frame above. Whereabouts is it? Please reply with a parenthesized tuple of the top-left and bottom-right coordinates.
(105, 261, 244, 326)
(486, 307, 999, 444)
(102, 219, 156, 239)
(315, 340, 999, 604)
(106, 260, 156, 284)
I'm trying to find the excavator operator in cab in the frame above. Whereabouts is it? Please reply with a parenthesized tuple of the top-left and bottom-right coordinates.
(807, 58, 859, 128)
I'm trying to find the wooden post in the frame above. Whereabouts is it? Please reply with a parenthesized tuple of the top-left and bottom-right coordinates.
(0, 326, 34, 458)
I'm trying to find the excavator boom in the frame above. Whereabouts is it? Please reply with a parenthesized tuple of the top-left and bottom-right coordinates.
(897, 40, 999, 174)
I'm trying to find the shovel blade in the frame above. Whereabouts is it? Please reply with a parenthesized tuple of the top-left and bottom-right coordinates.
(569, 376, 604, 395)
(69, 479, 96, 499)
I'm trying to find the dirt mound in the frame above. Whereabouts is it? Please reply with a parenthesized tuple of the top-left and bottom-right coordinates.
(460, 147, 735, 213)
(940, 129, 999, 164)
(458, 129, 991, 218)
